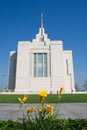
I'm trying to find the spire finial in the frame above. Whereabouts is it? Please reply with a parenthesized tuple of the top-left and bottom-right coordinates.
(41, 13, 43, 28)
(40, 13, 44, 36)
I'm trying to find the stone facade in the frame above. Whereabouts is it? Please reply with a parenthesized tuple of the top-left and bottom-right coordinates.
(8, 17, 75, 93)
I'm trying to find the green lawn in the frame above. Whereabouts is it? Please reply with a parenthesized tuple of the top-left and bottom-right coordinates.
(0, 94, 87, 103)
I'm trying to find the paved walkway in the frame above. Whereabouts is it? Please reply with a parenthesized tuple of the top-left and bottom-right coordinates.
(0, 103, 87, 121)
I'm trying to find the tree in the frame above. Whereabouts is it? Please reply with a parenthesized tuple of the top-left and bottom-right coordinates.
(82, 80, 87, 91)
(75, 84, 80, 91)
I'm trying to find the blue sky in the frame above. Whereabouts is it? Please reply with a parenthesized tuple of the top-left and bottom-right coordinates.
(0, 0, 87, 90)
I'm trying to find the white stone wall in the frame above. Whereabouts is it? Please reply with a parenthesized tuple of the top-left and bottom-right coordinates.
(63, 51, 75, 93)
(8, 26, 75, 94)
(15, 41, 51, 93)
(15, 42, 30, 92)
(15, 39, 75, 93)
(49, 41, 64, 93)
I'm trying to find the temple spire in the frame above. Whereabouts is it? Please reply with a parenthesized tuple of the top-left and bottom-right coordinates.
(40, 13, 44, 36)
(41, 13, 43, 28)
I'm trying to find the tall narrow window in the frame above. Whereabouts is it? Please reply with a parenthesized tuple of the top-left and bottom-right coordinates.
(38, 54, 43, 77)
(34, 54, 37, 76)
(44, 53, 47, 76)
(66, 59, 69, 75)
(34, 53, 47, 77)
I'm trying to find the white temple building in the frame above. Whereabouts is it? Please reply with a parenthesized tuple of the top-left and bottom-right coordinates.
(8, 14, 75, 94)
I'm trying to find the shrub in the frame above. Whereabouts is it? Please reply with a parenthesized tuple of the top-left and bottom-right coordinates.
(0, 119, 87, 130)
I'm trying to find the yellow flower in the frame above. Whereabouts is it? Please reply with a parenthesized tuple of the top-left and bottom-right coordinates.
(57, 87, 64, 100)
(39, 106, 43, 112)
(22, 95, 28, 103)
(46, 104, 54, 116)
(18, 98, 23, 104)
(46, 104, 53, 112)
(38, 90, 47, 100)
(59, 87, 64, 94)
(39, 106, 46, 113)
(18, 95, 28, 104)
(27, 107, 34, 114)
